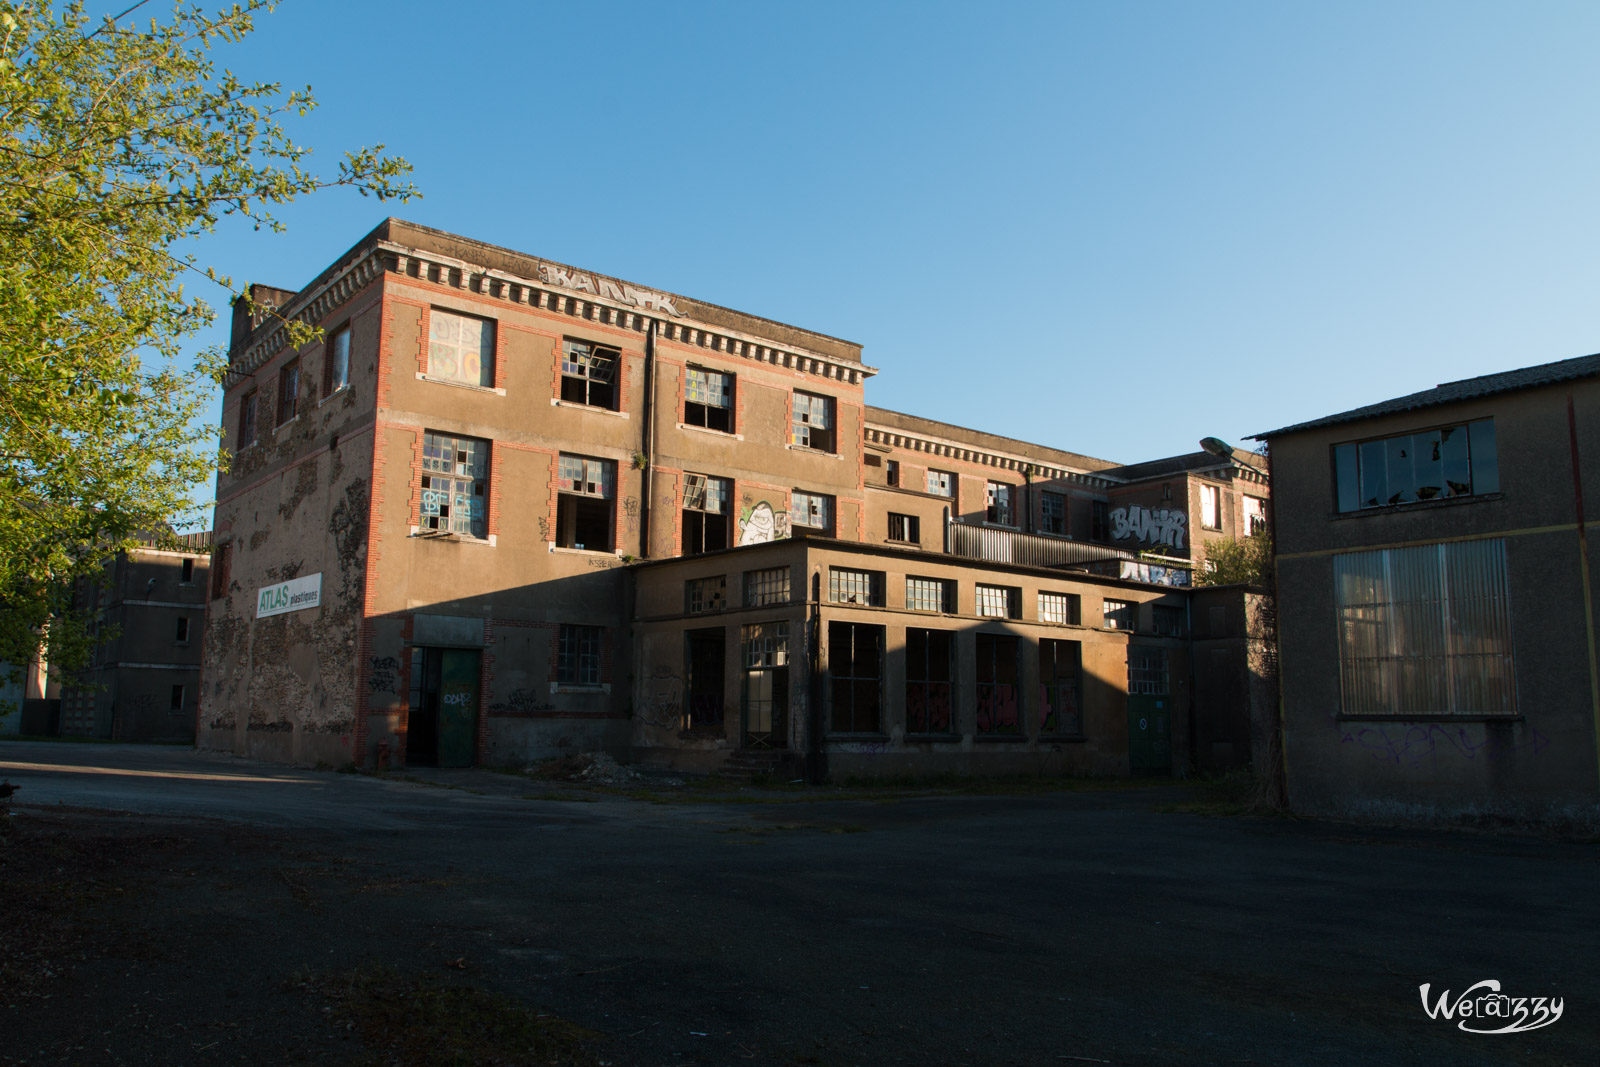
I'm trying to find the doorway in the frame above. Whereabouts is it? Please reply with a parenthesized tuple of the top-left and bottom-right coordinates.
(406, 647, 481, 767)
(684, 628, 725, 734)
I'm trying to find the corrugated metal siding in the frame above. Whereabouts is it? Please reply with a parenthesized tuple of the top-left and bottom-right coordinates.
(1333, 538, 1515, 715)
(947, 522, 1132, 569)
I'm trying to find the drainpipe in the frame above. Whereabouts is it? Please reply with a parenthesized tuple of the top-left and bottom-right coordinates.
(639, 319, 657, 558)
(807, 568, 825, 784)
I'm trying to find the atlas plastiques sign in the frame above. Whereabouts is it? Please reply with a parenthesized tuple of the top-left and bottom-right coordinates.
(256, 573, 322, 619)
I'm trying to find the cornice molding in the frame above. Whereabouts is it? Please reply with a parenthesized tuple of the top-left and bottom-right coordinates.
(862, 426, 1116, 490)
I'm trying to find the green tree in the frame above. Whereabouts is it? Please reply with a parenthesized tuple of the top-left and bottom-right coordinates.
(1196, 530, 1273, 588)
(0, 1, 417, 678)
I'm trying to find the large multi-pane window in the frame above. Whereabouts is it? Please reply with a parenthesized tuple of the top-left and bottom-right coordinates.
(926, 469, 954, 498)
(685, 366, 733, 432)
(976, 584, 1020, 619)
(420, 432, 489, 538)
(1151, 605, 1186, 637)
(828, 621, 883, 734)
(744, 567, 790, 606)
(1040, 491, 1066, 535)
(791, 391, 835, 452)
(682, 473, 731, 554)
(985, 482, 1013, 525)
(556, 454, 614, 551)
(791, 491, 833, 534)
(557, 624, 603, 685)
(1334, 420, 1499, 512)
(975, 633, 1021, 736)
(1102, 599, 1135, 630)
(561, 338, 617, 408)
(829, 568, 885, 606)
(905, 628, 954, 734)
(742, 622, 789, 748)
(1039, 639, 1082, 736)
(685, 576, 726, 614)
(906, 576, 953, 613)
(1129, 646, 1169, 696)
(1038, 591, 1081, 625)
(428, 308, 495, 388)
(1334, 539, 1515, 715)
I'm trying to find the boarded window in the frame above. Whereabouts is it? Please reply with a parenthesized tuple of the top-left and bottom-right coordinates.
(975, 634, 1020, 736)
(558, 624, 603, 685)
(1040, 639, 1082, 736)
(744, 567, 790, 606)
(828, 621, 883, 734)
(561, 338, 617, 408)
(906, 628, 954, 734)
(906, 576, 953, 613)
(791, 391, 834, 452)
(429, 309, 495, 388)
(420, 432, 489, 538)
(685, 367, 733, 431)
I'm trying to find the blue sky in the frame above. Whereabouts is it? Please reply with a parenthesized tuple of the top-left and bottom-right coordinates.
(158, 0, 1600, 493)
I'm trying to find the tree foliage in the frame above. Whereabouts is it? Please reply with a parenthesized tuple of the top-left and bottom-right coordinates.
(0, 1, 416, 678)
(1196, 531, 1273, 588)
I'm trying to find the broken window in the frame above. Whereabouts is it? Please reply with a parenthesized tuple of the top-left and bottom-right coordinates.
(429, 308, 495, 388)
(886, 512, 920, 544)
(1151, 605, 1186, 637)
(175, 617, 189, 642)
(682, 473, 731, 554)
(886, 459, 900, 486)
(1334, 420, 1498, 512)
(743, 567, 790, 607)
(1102, 599, 1135, 631)
(1244, 495, 1268, 536)
(905, 628, 954, 734)
(906, 576, 953, 613)
(1201, 484, 1222, 530)
(828, 568, 884, 606)
(1040, 639, 1082, 736)
(1129, 646, 1169, 696)
(276, 359, 300, 426)
(1038, 591, 1081, 625)
(420, 432, 489, 538)
(975, 583, 1019, 619)
(791, 391, 834, 452)
(1091, 499, 1111, 542)
(741, 622, 789, 748)
(556, 454, 615, 551)
(557, 624, 603, 685)
(326, 325, 351, 394)
(790, 491, 832, 535)
(561, 338, 617, 409)
(985, 482, 1013, 525)
(684, 366, 733, 431)
(975, 633, 1021, 736)
(926, 469, 953, 498)
(1040, 491, 1066, 535)
(237, 391, 257, 447)
(685, 575, 726, 614)
(828, 621, 883, 734)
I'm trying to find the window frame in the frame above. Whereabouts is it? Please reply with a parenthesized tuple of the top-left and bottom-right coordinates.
(325, 323, 351, 395)
(684, 365, 734, 432)
(1200, 483, 1222, 530)
(886, 512, 921, 545)
(975, 583, 1020, 619)
(905, 627, 956, 735)
(743, 567, 791, 607)
(555, 454, 616, 552)
(557, 623, 604, 686)
(237, 390, 258, 448)
(685, 575, 727, 615)
(1151, 604, 1186, 637)
(926, 469, 954, 499)
(985, 481, 1015, 526)
(1102, 599, 1135, 631)
(174, 616, 189, 643)
(828, 567, 885, 607)
(1039, 638, 1083, 738)
(419, 431, 490, 539)
(827, 620, 884, 735)
(1038, 591, 1082, 625)
(790, 490, 834, 535)
(1040, 491, 1066, 535)
(1333, 419, 1499, 513)
(905, 576, 954, 614)
(681, 473, 732, 554)
(560, 337, 619, 410)
(791, 391, 836, 453)
(1091, 499, 1111, 542)
(428, 307, 496, 389)
(975, 633, 1022, 737)
(276, 359, 300, 426)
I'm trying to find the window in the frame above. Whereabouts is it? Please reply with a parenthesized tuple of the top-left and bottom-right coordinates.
(886, 459, 900, 486)
(561, 338, 617, 408)
(1038, 591, 1081, 625)
(1039, 640, 1082, 736)
(180, 558, 194, 583)
(326, 325, 351, 394)
(1103, 599, 1135, 630)
(556, 455, 615, 550)
(744, 567, 791, 606)
(906, 628, 954, 734)
(1244, 495, 1268, 536)
(975, 583, 1019, 619)
(1151, 605, 1186, 637)
(682, 474, 731, 554)
(557, 624, 603, 685)
(428, 308, 495, 388)
(1201, 484, 1222, 529)
(887, 513, 920, 544)
(210, 544, 230, 600)
(742, 622, 789, 748)
(276, 359, 300, 426)
(684, 366, 733, 431)
(1129, 646, 1169, 696)
(791, 491, 833, 535)
(1040, 491, 1066, 535)
(1091, 500, 1111, 542)
(684, 628, 725, 731)
(170, 685, 185, 713)
(926, 469, 953, 498)
(828, 621, 883, 734)
(237, 391, 258, 447)
(985, 482, 1014, 525)
(1334, 420, 1498, 512)
(685, 576, 726, 614)
(906, 576, 954, 613)
(420, 432, 489, 538)
(975, 634, 1021, 736)
(1334, 539, 1515, 715)
(829, 568, 885, 606)
(791, 391, 835, 452)
(175, 617, 189, 642)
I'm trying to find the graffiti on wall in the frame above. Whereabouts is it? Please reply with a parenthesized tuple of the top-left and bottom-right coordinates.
(368, 655, 401, 693)
(738, 501, 791, 546)
(1341, 722, 1549, 769)
(1111, 506, 1187, 550)
(638, 666, 683, 729)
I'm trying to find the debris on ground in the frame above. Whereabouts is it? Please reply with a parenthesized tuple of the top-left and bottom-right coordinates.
(527, 752, 680, 786)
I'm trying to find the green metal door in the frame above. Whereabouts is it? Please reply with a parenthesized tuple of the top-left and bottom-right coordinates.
(437, 649, 480, 768)
(1127, 645, 1172, 776)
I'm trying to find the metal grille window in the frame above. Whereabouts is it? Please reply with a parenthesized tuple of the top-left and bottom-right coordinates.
(1334, 539, 1515, 715)
(420, 432, 489, 538)
(791, 491, 832, 533)
(556, 454, 615, 550)
(791, 391, 835, 452)
(1129, 646, 1169, 696)
(829, 568, 884, 606)
(428, 308, 495, 388)
(976, 633, 1021, 735)
(685, 366, 733, 431)
(558, 624, 603, 685)
(1102, 599, 1135, 630)
(276, 359, 300, 425)
(237, 391, 257, 447)
(975, 584, 1019, 619)
(829, 621, 884, 734)
(985, 482, 1013, 525)
(927, 469, 953, 498)
(685, 576, 726, 614)
(1041, 491, 1066, 535)
(1039, 639, 1082, 736)
(906, 576, 952, 613)
(906, 628, 954, 733)
(682, 473, 732, 554)
(744, 567, 791, 606)
(1038, 591, 1081, 625)
(887, 513, 920, 544)
(1151, 605, 1186, 637)
(561, 338, 617, 408)
(1334, 421, 1499, 512)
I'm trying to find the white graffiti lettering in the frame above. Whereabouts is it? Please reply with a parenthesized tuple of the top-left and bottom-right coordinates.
(537, 264, 682, 316)
(1110, 505, 1187, 549)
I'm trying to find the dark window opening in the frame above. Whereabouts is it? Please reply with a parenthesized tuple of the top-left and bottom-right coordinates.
(887, 513, 920, 544)
(237, 391, 258, 447)
(1335, 419, 1498, 512)
(976, 633, 1021, 736)
(1039, 639, 1082, 736)
(791, 391, 835, 452)
(181, 558, 194, 583)
(1091, 500, 1111, 542)
(684, 628, 725, 733)
(906, 628, 954, 734)
(558, 496, 613, 551)
(276, 360, 299, 425)
(175, 617, 189, 642)
(742, 623, 789, 749)
(686, 576, 726, 614)
(1152, 605, 1186, 637)
(170, 685, 185, 713)
(1041, 491, 1066, 535)
(558, 624, 603, 685)
(684, 367, 733, 432)
(986, 482, 1013, 525)
(682, 474, 731, 554)
(560, 339, 618, 409)
(828, 621, 883, 734)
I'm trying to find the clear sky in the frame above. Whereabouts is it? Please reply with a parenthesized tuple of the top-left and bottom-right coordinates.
(152, 0, 1600, 500)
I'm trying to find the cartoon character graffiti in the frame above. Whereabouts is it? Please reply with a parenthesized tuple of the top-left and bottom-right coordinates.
(738, 501, 791, 545)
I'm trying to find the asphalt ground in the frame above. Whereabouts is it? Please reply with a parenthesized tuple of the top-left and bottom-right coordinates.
(0, 741, 1594, 1066)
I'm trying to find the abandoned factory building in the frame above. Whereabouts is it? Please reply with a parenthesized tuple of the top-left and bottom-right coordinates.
(202, 219, 1272, 777)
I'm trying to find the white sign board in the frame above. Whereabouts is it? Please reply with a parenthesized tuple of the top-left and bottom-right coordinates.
(256, 573, 323, 618)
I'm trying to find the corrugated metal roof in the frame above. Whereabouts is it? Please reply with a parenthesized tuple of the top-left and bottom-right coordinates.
(1252, 351, 1600, 439)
